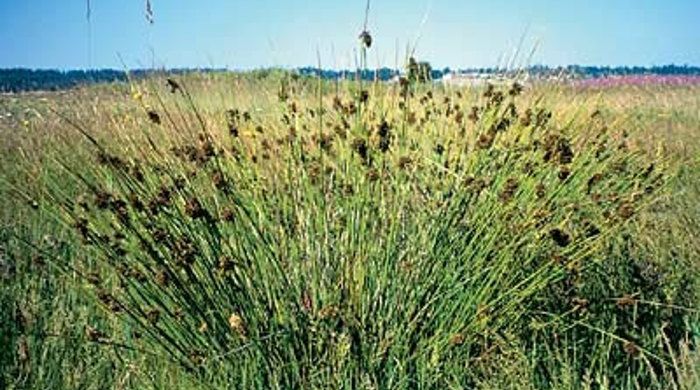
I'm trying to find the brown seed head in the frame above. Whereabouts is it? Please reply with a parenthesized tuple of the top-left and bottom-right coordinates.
(623, 341, 641, 358)
(549, 228, 571, 247)
(398, 156, 413, 170)
(477, 133, 494, 150)
(318, 305, 339, 319)
(520, 108, 533, 126)
(218, 255, 235, 274)
(509, 82, 524, 96)
(147, 110, 161, 125)
(434, 143, 445, 156)
(359, 30, 372, 49)
(167, 78, 181, 93)
(450, 333, 465, 346)
(94, 190, 113, 210)
(352, 138, 369, 164)
(617, 202, 635, 220)
(74, 217, 89, 239)
(558, 167, 571, 181)
(358, 90, 370, 104)
(154, 270, 169, 287)
(221, 208, 235, 222)
(147, 308, 160, 324)
(500, 177, 519, 203)
(17, 337, 29, 363)
(228, 312, 247, 338)
(572, 297, 589, 312)
(366, 168, 380, 182)
(84, 325, 106, 342)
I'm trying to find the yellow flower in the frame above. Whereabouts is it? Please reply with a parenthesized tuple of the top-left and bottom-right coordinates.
(22, 120, 30, 127)
(133, 91, 143, 101)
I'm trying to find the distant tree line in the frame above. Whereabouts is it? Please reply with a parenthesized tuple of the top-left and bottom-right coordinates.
(290, 64, 700, 82)
(523, 64, 700, 79)
(296, 64, 446, 82)
(0, 68, 222, 93)
(0, 69, 128, 93)
(2, 64, 700, 93)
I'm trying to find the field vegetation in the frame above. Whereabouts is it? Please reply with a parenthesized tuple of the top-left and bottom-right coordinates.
(1, 67, 699, 389)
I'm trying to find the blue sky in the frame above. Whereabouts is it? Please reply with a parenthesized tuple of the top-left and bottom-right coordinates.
(1, 1, 699, 70)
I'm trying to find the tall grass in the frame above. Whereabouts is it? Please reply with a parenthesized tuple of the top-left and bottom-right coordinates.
(1, 71, 698, 389)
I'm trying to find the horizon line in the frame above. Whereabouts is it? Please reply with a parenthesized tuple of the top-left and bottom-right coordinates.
(3, 63, 700, 73)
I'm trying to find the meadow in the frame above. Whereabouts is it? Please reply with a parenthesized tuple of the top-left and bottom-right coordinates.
(1, 70, 698, 389)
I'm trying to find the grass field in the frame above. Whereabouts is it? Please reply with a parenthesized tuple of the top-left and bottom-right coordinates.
(1, 71, 699, 389)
